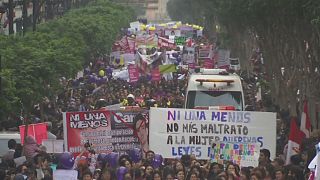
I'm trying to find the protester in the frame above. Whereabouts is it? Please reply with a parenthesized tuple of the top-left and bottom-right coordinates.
(82, 170, 93, 180)
(99, 168, 116, 180)
(207, 162, 224, 179)
(258, 149, 271, 168)
(2, 139, 16, 163)
(23, 136, 41, 161)
(225, 162, 240, 179)
(145, 151, 155, 164)
(13, 143, 23, 160)
(274, 167, 285, 180)
(162, 168, 174, 180)
(239, 167, 251, 180)
(175, 169, 186, 180)
(152, 170, 162, 180)
(2, 144, 313, 180)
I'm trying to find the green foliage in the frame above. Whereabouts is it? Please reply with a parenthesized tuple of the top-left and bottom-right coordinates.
(0, 0, 135, 120)
(167, 0, 215, 26)
(0, 69, 19, 119)
(211, 0, 320, 30)
(167, 0, 320, 44)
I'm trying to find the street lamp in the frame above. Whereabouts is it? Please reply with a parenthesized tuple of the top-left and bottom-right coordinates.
(0, 4, 4, 96)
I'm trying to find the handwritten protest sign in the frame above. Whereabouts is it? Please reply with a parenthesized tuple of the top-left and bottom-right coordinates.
(174, 36, 186, 46)
(53, 170, 78, 180)
(210, 142, 260, 167)
(216, 49, 231, 69)
(198, 45, 213, 59)
(128, 64, 139, 83)
(158, 36, 176, 49)
(14, 156, 26, 167)
(42, 140, 64, 153)
(159, 64, 177, 74)
(149, 108, 276, 160)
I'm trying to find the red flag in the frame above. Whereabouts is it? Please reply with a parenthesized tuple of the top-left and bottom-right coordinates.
(19, 123, 48, 145)
(151, 67, 161, 81)
(308, 171, 315, 180)
(286, 118, 305, 164)
(300, 100, 311, 138)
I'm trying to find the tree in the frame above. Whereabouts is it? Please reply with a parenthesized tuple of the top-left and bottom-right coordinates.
(0, 0, 136, 122)
(212, 0, 320, 118)
(167, 0, 320, 119)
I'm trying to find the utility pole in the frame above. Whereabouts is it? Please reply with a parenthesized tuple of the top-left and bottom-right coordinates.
(8, 0, 14, 34)
(0, 5, 4, 101)
(46, 0, 53, 20)
(32, 0, 38, 31)
(22, 0, 28, 35)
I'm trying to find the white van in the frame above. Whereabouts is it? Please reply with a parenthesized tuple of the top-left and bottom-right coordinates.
(0, 132, 21, 159)
(185, 68, 245, 110)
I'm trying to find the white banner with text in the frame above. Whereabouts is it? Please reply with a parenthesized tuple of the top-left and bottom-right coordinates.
(149, 108, 276, 160)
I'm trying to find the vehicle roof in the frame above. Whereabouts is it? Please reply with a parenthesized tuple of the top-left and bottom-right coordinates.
(187, 73, 243, 91)
(0, 132, 21, 140)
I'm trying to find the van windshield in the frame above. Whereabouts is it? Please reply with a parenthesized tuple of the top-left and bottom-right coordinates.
(186, 91, 243, 110)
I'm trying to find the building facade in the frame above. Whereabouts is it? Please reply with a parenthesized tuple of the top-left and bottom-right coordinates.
(145, 0, 170, 23)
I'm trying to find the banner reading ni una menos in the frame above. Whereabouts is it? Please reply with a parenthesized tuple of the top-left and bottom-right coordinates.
(63, 110, 148, 155)
(149, 108, 276, 160)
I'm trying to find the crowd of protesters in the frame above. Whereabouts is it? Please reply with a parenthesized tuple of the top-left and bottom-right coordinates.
(59, 60, 188, 112)
(1, 20, 320, 179)
(0, 135, 318, 180)
(1, 47, 320, 180)
(0, 57, 189, 138)
(1, 50, 319, 180)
